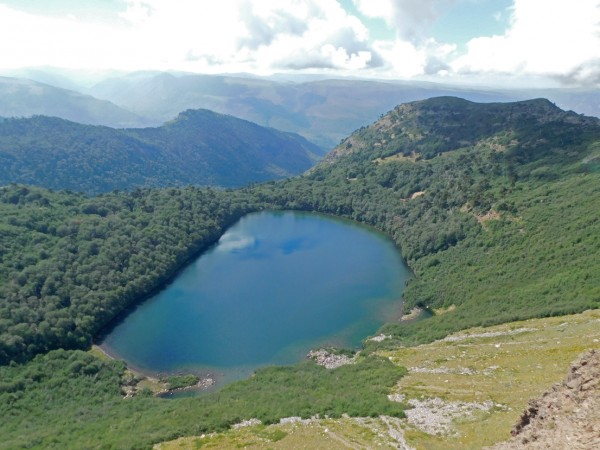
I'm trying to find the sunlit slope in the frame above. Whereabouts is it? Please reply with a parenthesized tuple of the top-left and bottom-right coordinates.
(156, 309, 600, 449)
(258, 96, 600, 346)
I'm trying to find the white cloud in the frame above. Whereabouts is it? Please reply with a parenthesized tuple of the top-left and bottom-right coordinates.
(451, 0, 600, 85)
(372, 38, 456, 77)
(0, 0, 383, 74)
(0, 0, 598, 86)
(232, 0, 377, 72)
(353, 0, 456, 41)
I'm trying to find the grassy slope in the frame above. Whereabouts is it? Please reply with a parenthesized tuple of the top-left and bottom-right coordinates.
(157, 309, 600, 449)
(384, 309, 600, 449)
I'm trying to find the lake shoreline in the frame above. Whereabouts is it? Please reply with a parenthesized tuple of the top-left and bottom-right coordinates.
(92, 344, 220, 397)
(92, 210, 258, 348)
(95, 211, 410, 393)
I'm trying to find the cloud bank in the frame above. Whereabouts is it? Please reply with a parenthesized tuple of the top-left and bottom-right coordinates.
(451, 0, 600, 86)
(0, 0, 598, 86)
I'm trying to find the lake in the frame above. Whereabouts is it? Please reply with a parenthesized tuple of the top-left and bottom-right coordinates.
(100, 211, 410, 386)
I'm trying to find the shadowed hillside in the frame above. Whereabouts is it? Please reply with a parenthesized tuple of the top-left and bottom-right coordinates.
(0, 109, 324, 194)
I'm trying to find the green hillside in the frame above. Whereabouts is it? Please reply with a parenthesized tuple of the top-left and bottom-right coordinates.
(259, 97, 600, 346)
(0, 109, 323, 194)
(1, 97, 599, 448)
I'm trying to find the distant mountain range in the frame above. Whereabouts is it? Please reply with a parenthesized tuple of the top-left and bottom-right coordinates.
(0, 76, 147, 128)
(0, 109, 323, 194)
(88, 72, 600, 149)
(2, 72, 598, 151)
(87, 72, 517, 148)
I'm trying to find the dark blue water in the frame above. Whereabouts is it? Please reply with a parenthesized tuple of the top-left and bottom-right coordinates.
(101, 211, 410, 384)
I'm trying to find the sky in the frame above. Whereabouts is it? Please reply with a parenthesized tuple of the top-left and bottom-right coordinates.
(0, 0, 598, 87)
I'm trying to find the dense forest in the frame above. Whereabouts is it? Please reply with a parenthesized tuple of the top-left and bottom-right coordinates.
(1, 97, 599, 448)
(0, 109, 323, 193)
(0, 185, 265, 363)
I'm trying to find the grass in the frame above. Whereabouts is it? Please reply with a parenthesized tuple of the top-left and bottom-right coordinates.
(156, 417, 401, 449)
(381, 308, 600, 449)
(155, 309, 600, 449)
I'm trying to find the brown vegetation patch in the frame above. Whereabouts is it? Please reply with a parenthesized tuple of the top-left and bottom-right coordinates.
(477, 209, 501, 224)
(374, 151, 420, 164)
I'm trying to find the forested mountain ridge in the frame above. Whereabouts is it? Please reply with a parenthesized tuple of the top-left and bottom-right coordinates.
(1, 97, 599, 448)
(0, 109, 323, 194)
(324, 97, 599, 164)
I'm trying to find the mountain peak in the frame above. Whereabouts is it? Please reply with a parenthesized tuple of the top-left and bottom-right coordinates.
(324, 97, 599, 164)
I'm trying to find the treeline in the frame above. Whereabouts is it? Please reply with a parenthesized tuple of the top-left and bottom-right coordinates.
(0, 185, 266, 364)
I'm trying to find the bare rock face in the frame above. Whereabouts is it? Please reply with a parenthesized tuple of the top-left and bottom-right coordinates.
(487, 349, 600, 449)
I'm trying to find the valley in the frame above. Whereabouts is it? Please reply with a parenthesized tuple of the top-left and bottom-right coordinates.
(0, 96, 599, 449)
(2, 1, 598, 448)
(3, 72, 600, 150)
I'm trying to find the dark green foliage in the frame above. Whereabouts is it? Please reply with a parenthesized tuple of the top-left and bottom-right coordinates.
(163, 374, 200, 390)
(0, 184, 265, 364)
(0, 110, 323, 194)
(0, 351, 405, 449)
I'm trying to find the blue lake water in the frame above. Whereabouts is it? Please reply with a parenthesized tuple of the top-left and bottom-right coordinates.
(100, 211, 410, 385)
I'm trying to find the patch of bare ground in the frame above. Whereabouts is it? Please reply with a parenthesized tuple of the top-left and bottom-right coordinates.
(477, 209, 501, 224)
(401, 307, 424, 321)
(374, 151, 420, 164)
(388, 394, 495, 437)
(307, 349, 356, 369)
(486, 349, 600, 450)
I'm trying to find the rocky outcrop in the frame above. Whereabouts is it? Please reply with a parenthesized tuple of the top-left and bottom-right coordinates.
(307, 349, 355, 369)
(388, 394, 495, 437)
(487, 349, 600, 449)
